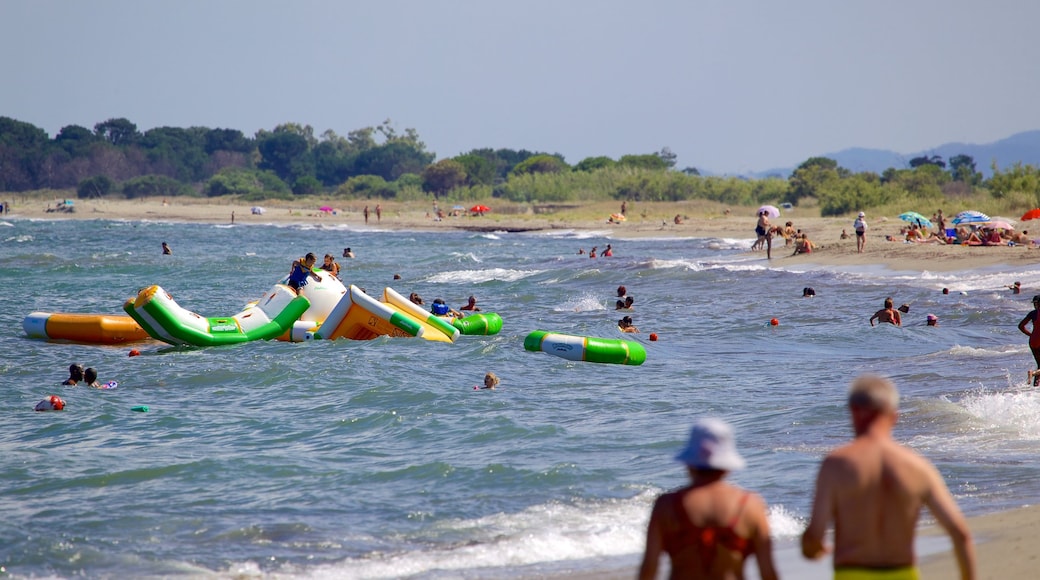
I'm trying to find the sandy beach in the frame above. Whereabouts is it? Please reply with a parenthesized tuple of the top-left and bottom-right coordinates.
(7, 194, 1037, 578)
(6, 196, 1038, 275)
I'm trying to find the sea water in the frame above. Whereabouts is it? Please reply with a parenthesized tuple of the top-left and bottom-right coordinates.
(2, 218, 1039, 579)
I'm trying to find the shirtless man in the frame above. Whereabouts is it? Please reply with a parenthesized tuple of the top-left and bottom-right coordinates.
(869, 297, 902, 327)
(802, 375, 975, 580)
(753, 211, 772, 258)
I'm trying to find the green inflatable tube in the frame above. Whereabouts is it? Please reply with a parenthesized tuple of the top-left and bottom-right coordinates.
(452, 313, 503, 335)
(523, 330, 646, 365)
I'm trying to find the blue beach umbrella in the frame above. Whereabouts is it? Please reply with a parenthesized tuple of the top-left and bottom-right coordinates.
(952, 210, 991, 225)
(898, 211, 934, 229)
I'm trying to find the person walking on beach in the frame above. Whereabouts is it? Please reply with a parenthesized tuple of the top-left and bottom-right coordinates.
(1017, 295, 1040, 386)
(869, 297, 902, 327)
(363, 206, 369, 224)
(854, 211, 867, 253)
(375, 204, 382, 222)
(639, 418, 778, 580)
(802, 375, 975, 580)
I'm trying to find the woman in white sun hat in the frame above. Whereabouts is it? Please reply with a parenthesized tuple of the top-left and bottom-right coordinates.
(639, 418, 778, 580)
(854, 211, 868, 253)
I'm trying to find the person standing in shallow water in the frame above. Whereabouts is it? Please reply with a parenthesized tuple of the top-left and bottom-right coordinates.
(869, 297, 902, 327)
(1017, 295, 1040, 386)
(802, 375, 975, 579)
(639, 418, 778, 580)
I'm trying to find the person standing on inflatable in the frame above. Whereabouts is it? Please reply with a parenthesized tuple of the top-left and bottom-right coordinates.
(287, 253, 321, 295)
(854, 211, 867, 253)
(1018, 295, 1040, 386)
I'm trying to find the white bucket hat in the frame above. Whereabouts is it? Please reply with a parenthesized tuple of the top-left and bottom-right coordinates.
(675, 418, 746, 471)
(858, 211, 866, 217)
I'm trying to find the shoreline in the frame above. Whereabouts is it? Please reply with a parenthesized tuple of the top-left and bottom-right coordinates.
(5, 197, 1039, 274)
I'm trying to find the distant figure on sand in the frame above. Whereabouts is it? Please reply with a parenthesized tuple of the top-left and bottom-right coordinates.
(854, 212, 867, 253)
(162, 241, 172, 255)
(287, 253, 322, 295)
(869, 297, 902, 327)
(802, 375, 975, 579)
(363, 206, 369, 224)
(639, 418, 778, 580)
(1017, 295, 1040, 386)
(375, 204, 382, 222)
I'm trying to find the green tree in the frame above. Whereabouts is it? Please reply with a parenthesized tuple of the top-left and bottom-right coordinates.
(453, 154, 496, 185)
(54, 124, 98, 157)
(204, 128, 254, 154)
(656, 147, 678, 168)
(292, 175, 323, 195)
(122, 174, 193, 198)
(909, 155, 945, 169)
(336, 174, 397, 198)
(77, 175, 115, 199)
(948, 154, 981, 186)
(257, 129, 311, 183)
(786, 159, 841, 204)
(574, 156, 616, 172)
(422, 159, 468, 197)
(352, 141, 434, 182)
(511, 154, 568, 176)
(94, 118, 140, 146)
(618, 154, 668, 171)
(140, 126, 210, 182)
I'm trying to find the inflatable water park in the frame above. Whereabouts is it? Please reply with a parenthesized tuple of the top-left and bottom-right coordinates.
(23, 266, 646, 365)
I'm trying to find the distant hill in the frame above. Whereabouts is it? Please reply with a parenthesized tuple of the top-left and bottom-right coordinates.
(748, 130, 1040, 179)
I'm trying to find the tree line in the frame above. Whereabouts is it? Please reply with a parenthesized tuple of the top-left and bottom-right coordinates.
(2, 115, 1039, 215)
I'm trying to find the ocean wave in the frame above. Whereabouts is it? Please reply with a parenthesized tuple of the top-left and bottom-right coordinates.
(423, 268, 543, 284)
(553, 291, 608, 312)
(271, 492, 653, 579)
(944, 344, 1029, 358)
(958, 388, 1040, 440)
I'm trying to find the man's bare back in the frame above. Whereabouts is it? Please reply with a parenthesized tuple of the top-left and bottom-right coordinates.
(802, 375, 975, 579)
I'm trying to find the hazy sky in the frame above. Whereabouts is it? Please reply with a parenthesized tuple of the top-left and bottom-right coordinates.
(3, 1, 1038, 173)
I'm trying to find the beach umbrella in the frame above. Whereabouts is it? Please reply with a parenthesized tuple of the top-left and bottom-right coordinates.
(1021, 208, 1040, 221)
(470, 205, 491, 214)
(985, 219, 1015, 230)
(898, 211, 934, 229)
(952, 210, 990, 225)
(319, 205, 333, 212)
(250, 206, 265, 215)
(452, 205, 465, 210)
(756, 205, 780, 218)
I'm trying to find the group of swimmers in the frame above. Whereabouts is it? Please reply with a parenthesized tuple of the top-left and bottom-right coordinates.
(577, 244, 613, 258)
(614, 285, 641, 333)
(61, 362, 109, 388)
(869, 298, 938, 327)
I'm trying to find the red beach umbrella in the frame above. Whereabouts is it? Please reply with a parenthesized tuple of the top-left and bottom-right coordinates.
(470, 205, 491, 214)
(1021, 208, 1040, 221)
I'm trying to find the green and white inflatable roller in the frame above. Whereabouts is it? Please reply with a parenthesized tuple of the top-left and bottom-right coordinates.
(453, 313, 503, 335)
(523, 330, 646, 365)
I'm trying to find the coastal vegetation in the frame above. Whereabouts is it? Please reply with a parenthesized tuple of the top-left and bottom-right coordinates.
(2, 116, 1040, 217)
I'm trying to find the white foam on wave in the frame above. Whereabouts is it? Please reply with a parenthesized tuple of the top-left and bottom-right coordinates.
(945, 344, 1028, 358)
(273, 492, 654, 579)
(480, 232, 501, 240)
(449, 251, 483, 264)
(554, 291, 607, 312)
(4, 234, 33, 242)
(535, 229, 612, 240)
(424, 268, 542, 284)
(0, 221, 13, 227)
(957, 387, 1040, 440)
(255, 492, 807, 580)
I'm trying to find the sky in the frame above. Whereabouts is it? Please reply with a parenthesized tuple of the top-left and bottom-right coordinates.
(2, 0, 1039, 174)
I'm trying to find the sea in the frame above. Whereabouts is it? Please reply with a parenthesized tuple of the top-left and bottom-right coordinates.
(2, 216, 1040, 579)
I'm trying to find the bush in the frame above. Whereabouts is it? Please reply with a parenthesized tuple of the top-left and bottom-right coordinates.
(77, 175, 115, 199)
(122, 174, 193, 199)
